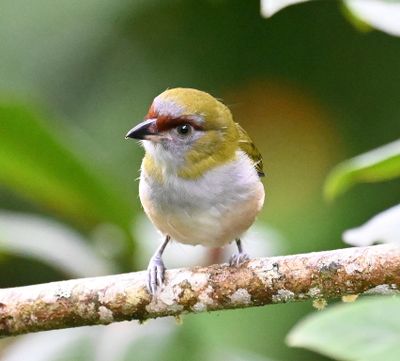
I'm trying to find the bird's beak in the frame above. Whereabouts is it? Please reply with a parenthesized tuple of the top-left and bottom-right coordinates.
(125, 118, 159, 140)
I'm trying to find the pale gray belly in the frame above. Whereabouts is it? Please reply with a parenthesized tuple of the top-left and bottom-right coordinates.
(139, 152, 265, 246)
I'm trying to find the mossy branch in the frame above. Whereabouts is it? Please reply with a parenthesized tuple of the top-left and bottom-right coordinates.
(1, 244, 399, 338)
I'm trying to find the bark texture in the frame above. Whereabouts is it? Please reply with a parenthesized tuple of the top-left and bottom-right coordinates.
(1, 244, 399, 338)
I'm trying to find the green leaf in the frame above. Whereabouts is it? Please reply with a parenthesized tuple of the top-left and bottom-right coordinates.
(0, 102, 134, 234)
(287, 296, 400, 361)
(262, 0, 400, 37)
(343, 204, 400, 246)
(344, 0, 400, 37)
(324, 139, 400, 200)
(260, 0, 309, 17)
(0, 211, 114, 277)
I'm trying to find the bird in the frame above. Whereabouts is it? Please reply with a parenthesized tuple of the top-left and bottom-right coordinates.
(126, 88, 265, 294)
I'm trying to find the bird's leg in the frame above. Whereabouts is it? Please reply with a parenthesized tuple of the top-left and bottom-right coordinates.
(229, 238, 250, 266)
(147, 235, 170, 294)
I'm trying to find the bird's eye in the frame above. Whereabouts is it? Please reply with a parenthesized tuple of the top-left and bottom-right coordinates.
(176, 124, 191, 135)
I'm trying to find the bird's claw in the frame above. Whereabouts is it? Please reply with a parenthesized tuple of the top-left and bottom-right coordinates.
(229, 252, 250, 266)
(147, 256, 166, 294)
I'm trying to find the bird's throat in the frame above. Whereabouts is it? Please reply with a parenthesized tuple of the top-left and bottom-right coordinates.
(142, 130, 239, 181)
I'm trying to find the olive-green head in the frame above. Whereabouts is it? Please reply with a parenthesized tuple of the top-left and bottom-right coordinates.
(126, 88, 262, 179)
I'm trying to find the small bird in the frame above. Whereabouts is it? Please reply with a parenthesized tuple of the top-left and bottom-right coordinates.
(126, 88, 265, 294)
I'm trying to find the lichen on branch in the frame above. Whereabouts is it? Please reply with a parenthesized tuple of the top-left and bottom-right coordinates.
(1, 244, 399, 338)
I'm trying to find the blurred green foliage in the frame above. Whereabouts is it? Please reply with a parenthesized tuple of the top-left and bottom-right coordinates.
(288, 297, 400, 361)
(0, 104, 135, 269)
(0, 104, 133, 232)
(291, 125, 400, 361)
(324, 140, 400, 200)
(0, 1, 399, 361)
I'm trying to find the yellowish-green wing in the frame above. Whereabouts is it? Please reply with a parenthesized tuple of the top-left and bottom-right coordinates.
(236, 123, 265, 177)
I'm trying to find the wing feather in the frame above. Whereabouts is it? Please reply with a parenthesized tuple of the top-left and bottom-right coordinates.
(236, 123, 265, 177)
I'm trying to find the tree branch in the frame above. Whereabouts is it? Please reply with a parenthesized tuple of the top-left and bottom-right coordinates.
(1, 244, 399, 338)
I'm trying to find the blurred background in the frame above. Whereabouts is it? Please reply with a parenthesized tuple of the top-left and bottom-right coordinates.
(0, 1, 399, 360)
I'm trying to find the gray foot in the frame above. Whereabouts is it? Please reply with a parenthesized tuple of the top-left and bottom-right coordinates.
(229, 252, 250, 266)
(147, 256, 166, 294)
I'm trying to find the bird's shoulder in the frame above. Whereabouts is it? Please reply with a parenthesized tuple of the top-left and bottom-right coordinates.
(235, 123, 265, 177)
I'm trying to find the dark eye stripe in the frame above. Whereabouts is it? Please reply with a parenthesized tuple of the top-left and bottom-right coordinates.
(155, 115, 203, 132)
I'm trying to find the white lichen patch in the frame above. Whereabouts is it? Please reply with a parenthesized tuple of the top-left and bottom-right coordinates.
(168, 271, 194, 287)
(186, 272, 209, 290)
(192, 285, 216, 313)
(98, 306, 114, 323)
(41, 285, 72, 302)
(76, 302, 96, 319)
(297, 293, 306, 300)
(230, 289, 251, 305)
(169, 271, 208, 291)
(159, 286, 176, 306)
(148, 301, 183, 314)
(312, 298, 327, 310)
(54, 286, 72, 299)
(146, 286, 184, 314)
(198, 286, 214, 305)
(344, 262, 363, 274)
(192, 302, 207, 313)
(364, 284, 399, 296)
(145, 271, 211, 315)
(98, 286, 121, 305)
(272, 289, 294, 303)
(249, 259, 281, 287)
(307, 287, 321, 298)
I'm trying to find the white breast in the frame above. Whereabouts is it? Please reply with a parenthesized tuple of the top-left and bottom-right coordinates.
(139, 151, 265, 247)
